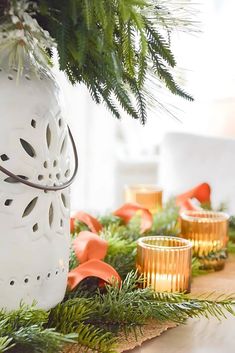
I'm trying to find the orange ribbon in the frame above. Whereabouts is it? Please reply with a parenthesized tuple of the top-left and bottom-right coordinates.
(70, 211, 103, 234)
(176, 182, 211, 211)
(68, 231, 120, 290)
(113, 203, 153, 233)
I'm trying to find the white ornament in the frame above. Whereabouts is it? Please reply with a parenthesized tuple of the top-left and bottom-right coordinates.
(0, 65, 71, 310)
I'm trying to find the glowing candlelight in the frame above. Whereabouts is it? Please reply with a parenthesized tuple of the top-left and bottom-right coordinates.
(125, 184, 163, 213)
(180, 211, 229, 270)
(137, 236, 192, 293)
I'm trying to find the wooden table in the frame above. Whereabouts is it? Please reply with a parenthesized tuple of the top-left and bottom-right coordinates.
(130, 255, 235, 353)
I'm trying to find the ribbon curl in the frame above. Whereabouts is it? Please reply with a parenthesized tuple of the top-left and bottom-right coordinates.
(70, 211, 103, 234)
(113, 203, 153, 233)
(68, 231, 120, 290)
(176, 182, 211, 211)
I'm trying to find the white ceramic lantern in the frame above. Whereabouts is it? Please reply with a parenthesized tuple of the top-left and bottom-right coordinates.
(0, 64, 76, 310)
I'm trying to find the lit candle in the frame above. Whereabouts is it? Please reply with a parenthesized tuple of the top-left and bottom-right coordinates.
(137, 236, 192, 293)
(151, 274, 179, 292)
(180, 211, 229, 270)
(125, 184, 163, 213)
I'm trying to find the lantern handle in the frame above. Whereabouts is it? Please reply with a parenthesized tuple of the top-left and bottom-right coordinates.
(0, 125, 78, 191)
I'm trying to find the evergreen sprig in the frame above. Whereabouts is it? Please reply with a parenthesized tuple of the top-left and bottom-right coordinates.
(48, 299, 116, 353)
(65, 272, 235, 336)
(102, 229, 136, 279)
(0, 0, 197, 122)
(0, 272, 235, 353)
(0, 304, 75, 353)
(226, 216, 235, 253)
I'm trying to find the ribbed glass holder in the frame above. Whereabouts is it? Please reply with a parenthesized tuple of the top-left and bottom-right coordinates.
(180, 211, 229, 270)
(125, 185, 162, 213)
(136, 236, 192, 293)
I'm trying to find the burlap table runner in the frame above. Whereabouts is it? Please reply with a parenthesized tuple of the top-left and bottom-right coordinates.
(63, 255, 235, 353)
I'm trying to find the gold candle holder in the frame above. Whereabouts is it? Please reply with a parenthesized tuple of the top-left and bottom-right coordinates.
(180, 211, 229, 270)
(125, 185, 163, 213)
(136, 236, 192, 293)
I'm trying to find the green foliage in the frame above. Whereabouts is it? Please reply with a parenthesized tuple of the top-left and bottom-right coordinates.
(99, 215, 123, 228)
(71, 272, 235, 336)
(73, 220, 90, 234)
(0, 304, 74, 353)
(103, 229, 137, 279)
(69, 248, 79, 271)
(0, 1, 54, 75)
(152, 291, 235, 321)
(148, 201, 179, 236)
(48, 272, 235, 342)
(48, 299, 116, 353)
(0, 0, 196, 122)
(0, 274, 235, 353)
(227, 241, 235, 254)
(229, 216, 235, 241)
(191, 257, 211, 277)
(227, 216, 235, 253)
(48, 298, 94, 333)
(0, 336, 14, 352)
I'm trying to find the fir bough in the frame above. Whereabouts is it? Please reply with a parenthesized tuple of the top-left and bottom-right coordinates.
(0, 0, 197, 122)
(48, 299, 116, 353)
(0, 304, 75, 353)
(0, 273, 235, 353)
(51, 272, 235, 344)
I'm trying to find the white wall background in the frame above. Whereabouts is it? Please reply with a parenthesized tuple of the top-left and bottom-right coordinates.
(55, 0, 235, 213)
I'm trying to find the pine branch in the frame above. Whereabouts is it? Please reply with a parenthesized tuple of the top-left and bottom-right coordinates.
(191, 257, 211, 277)
(122, 22, 136, 77)
(48, 298, 94, 333)
(0, 270, 234, 353)
(112, 79, 139, 120)
(138, 31, 148, 87)
(95, 84, 121, 119)
(149, 201, 179, 236)
(227, 241, 235, 254)
(0, 336, 14, 352)
(126, 74, 147, 124)
(153, 58, 194, 101)
(5, 0, 196, 123)
(103, 229, 137, 279)
(0, 0, 198, 122)
(81, 272, 235, 334)
(48, 299, 116, 353)
(0, 304, 74, 353)
(145, 20, 176, 67)
(152, 291, 235, 321)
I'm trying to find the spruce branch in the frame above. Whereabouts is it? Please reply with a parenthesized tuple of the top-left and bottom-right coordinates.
(81, 272, 235, 334)
(0, 304, 74, 353)
(1, 0, 198, 122)
(48, 299, 117, 353)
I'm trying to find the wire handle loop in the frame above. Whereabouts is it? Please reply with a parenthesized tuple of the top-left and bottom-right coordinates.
(0, 126, 78, 191)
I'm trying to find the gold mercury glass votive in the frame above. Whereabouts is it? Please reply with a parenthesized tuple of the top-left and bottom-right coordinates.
(180, 211, 229, 270)
(125, 184, 163, 213)
(136, 236, 192, 293)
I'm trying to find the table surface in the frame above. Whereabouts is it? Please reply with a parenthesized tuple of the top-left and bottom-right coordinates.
(130, 255, 235, 353)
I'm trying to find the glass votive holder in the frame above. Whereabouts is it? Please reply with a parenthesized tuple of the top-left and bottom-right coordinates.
(180, 211, 229, 270)
(136, 236, 192, 293)
(125, 184, 163, 213)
